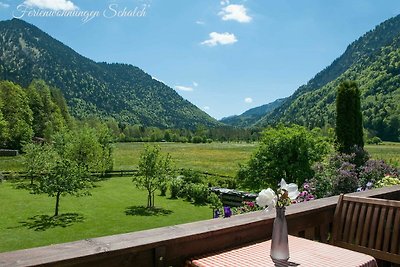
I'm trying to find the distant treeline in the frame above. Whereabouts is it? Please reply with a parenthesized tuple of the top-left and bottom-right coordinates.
(0, 80, 262, 150)
(104, 122, 262, 143)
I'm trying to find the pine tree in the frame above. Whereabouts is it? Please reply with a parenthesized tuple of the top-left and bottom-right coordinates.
(335, 81, 364, 153)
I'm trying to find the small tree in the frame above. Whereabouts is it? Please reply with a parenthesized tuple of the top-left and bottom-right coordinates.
(237, 125, 330, 190)
(335, 81, 364, 153)
(133, 145, 172, 208)
(23, 142, 56, 185)
(34, 157, 91, 216)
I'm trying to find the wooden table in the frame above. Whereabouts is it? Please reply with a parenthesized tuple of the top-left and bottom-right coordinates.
(187, 235, 378, 267)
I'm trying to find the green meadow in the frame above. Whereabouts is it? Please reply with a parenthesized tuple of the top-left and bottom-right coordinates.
(0, 142, 399, 252)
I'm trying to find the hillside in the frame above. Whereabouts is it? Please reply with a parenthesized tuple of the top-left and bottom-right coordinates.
(0, 19, 220, 129)
(220, 98, 286, 127)
(257, 15, 400, 141)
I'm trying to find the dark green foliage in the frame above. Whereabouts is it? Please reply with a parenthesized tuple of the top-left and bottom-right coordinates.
(237, 125, 331, 191)
(0, 81, 33, 149)
(0, 19, 219, 129)
(256, 15, 400, 141)
(26, 80, 67, 139)
(0, 99, 8, 143)
(336, 81, 364, 153)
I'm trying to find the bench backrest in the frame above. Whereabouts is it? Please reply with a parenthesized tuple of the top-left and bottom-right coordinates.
(332, 194, 400, 264)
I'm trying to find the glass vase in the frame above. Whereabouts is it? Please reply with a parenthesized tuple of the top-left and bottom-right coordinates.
(270, 207, 289, 261)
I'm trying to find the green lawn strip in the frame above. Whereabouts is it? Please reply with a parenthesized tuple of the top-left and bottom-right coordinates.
(0, 177, 212, 253)
(113, 142, 257, 177)
(365, 143, 400, 167)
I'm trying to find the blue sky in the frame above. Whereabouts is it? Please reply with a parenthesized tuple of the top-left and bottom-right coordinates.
(1, 0, 400, 119)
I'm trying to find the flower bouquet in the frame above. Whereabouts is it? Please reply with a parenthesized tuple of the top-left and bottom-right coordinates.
(256, 179, 299, 261)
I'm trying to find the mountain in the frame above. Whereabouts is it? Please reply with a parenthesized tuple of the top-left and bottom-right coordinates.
(0, 19, 220, 129)
(255, 15, 400, 141)
(220, 98, 286, 127)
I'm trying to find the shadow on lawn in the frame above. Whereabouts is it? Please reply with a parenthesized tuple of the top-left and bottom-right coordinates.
(125, 206, 173, 216)
(17, 213, 85, 231)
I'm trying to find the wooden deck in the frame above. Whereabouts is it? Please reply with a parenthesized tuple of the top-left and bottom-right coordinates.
(0, 185, 399, 267)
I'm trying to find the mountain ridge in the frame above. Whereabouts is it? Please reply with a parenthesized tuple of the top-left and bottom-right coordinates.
(251, 14, 400, 141)
(0, 18, 220, 129)
(220, 98, 286, 127)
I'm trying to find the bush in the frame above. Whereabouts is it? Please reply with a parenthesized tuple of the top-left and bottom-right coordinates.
(331, 162, 358, 195)
(191, 184, 209, 204)
(366, 136, 382, 145)
(169, 176, 184, 199)
(311, 151, 398, 197)
(358, 159, 398, 187)
(374, 175, 400, 188)
(192, 136, 204, 143)
(208, 192, 223, 210)
(311, 153, 358, 198)
(180, 169, 204, 184)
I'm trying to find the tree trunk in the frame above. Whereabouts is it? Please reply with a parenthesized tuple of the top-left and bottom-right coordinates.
(147, 192, 152, 208)
(54, 191, 61, 216)
(152, 192, 155, 208)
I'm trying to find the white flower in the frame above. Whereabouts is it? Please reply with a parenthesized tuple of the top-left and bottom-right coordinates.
(256, 188, 277, 208)
(279, 178, 300, 200)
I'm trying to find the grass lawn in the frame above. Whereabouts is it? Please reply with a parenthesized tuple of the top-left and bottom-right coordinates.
(365, 142, 400, 167)
(1, 142, 399, 176)
(113, 142, 257, 177)
(0, 177, 212, 253)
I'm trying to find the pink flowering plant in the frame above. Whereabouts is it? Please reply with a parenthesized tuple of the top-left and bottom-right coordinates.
(256, 179, 300, 211)
(293, 181, 316, 203)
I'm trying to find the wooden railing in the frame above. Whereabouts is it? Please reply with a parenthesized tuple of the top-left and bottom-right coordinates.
(0, 185, 399, 267)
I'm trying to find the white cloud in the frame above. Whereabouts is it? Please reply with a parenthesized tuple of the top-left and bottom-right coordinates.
(0, 2, 10, 8)
(201, 32, 237, 47)
(23, 0, 78, 11)
(203, 106, 210, 111)
(220, 0, 230, 6)
(219, 4, 252, 23)
(196, 20, 205, 25)
(193, 81, 199, 87)
(175, 85, 194, 92)
(244, 97, 253, 103)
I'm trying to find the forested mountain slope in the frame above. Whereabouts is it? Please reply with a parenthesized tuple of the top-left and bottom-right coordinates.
(0, 19, 220, 129)
(257, 15, 400, 141)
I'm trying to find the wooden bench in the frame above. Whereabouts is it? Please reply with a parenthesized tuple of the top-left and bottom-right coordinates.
(332, 194, 400, 265)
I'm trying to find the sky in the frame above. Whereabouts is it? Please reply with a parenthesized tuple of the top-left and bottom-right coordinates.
(0, 0, 400, 120)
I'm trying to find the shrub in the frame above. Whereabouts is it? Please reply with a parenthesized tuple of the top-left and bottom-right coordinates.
(366, 136, 382, 145)
(208, 192, 223, 210)
(310, 153, 359, 198)
(331, 162, 359, 195)
(358, 159, 398, 187)
(191, 184, 209, 204)
(374, 175, 400, 188)
(180, 169, 204, 184)
(169, 176, 184, 199)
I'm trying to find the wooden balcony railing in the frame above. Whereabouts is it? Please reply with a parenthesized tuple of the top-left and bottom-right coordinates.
(0, 185, 399, 267)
